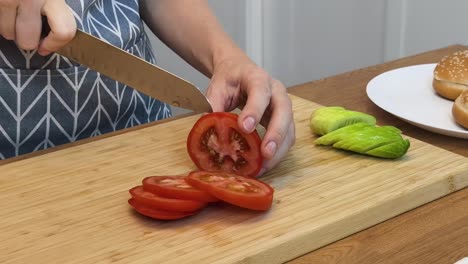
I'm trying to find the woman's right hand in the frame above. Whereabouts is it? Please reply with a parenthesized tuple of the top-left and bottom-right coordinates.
(0, 0, 77, 56)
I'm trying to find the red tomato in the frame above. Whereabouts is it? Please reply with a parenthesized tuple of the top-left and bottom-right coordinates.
(187, 112, 262, 178)
(129, 186, 207, 212)
(142, 176, 218, 203)
(128, 198, 195, 220)
(186, 171, 274, 211)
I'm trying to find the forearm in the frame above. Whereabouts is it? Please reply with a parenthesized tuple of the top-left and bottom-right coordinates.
(140, 0, 247, 77)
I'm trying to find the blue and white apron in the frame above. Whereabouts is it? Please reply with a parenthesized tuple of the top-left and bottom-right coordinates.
(0, 0, 171, 159)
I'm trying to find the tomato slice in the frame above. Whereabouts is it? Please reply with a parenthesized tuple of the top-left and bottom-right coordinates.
(142, 176, 218, 203)
(186, 171, 274, 211)
(187, 112, 262, 177)
(128, 198, 195, 220)
(129, 186, 207, 212)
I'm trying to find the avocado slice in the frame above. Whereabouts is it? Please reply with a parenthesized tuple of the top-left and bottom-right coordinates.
(310, 106, 376, 135)
(315, 123, 371, 145)
(314, 123, 410, 159)
(365, 139, 410, 159)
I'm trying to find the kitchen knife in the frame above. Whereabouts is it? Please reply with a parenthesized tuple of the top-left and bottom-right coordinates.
(56, 30, 212, 113)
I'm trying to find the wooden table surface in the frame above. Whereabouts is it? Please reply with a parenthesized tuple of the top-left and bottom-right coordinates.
(287, 45, 468, 264)
(1, 45, 467, 264)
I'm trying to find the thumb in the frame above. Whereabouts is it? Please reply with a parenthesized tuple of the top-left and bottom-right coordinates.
(39, 1, 76, 56)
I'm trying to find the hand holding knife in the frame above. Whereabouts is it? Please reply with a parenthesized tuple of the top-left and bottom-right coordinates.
(45, 24, 213, 113)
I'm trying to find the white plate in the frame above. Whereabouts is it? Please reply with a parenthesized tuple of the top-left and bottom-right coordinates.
(366, 63, 468, 139)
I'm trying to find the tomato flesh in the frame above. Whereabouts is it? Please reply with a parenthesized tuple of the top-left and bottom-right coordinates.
(187, 112, 262, 177)
(128, 198, 195, 220)
(186, 171, 274, 211)
(142, 176, 218, 203)
(129, 186, 207, 212)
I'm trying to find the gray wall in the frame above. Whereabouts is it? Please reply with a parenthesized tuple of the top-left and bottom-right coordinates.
(262, 0, 386, 87)
(392, 0, 468, 58)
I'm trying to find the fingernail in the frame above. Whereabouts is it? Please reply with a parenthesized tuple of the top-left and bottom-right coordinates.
(243, 117, 255, 132)
(266, 141, 277, 156)
(38, 48, 51, 56)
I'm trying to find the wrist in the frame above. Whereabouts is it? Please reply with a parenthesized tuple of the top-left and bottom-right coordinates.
(211, 45, 251, 74)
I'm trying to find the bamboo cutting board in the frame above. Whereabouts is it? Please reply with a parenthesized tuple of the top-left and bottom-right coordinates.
(1, 95, 467, 264)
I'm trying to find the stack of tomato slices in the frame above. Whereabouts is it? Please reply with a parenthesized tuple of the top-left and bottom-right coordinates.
(128, 171, 274, 220)
(128, 112, 275, 220)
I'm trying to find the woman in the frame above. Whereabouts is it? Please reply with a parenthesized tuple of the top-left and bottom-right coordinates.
(0, 0, 295, 175)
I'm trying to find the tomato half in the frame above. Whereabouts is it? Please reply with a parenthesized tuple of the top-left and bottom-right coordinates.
(142, 176, 218, 203)
(186, 171, 274, 211)
(129, 186, 207, 212)
(128, 198, 195, 220)
(187, 112, 262, 177)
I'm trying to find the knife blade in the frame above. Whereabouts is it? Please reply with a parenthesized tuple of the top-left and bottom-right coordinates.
(56, 30, 212, 113)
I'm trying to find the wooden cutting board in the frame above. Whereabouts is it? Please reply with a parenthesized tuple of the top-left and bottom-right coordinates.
(1, 95, 467, 264)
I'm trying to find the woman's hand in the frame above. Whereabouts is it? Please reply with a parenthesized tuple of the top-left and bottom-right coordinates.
(0, 0, 76, 56)
(140, 0, 296, 175)
(206, 55, 296, 176)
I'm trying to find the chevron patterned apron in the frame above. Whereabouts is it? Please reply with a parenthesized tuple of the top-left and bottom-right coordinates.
(0, 0, 171, 159)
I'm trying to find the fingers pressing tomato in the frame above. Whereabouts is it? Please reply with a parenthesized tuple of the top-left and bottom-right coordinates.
(186, 112, 262, 177)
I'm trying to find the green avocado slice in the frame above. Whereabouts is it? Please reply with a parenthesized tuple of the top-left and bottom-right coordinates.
(314, 123, 410, 159)
(365, 139, 410, 159)
(332, 126, 404, 153)
(314, 123, 372, 145)
(310, 106, 376, 135)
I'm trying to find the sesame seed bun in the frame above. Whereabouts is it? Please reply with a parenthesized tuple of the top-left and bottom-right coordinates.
(433, 50, 468, 100)
(452, 89, 468, 129)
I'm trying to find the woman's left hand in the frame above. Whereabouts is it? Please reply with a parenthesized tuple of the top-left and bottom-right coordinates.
(206, 55, 296, 176)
